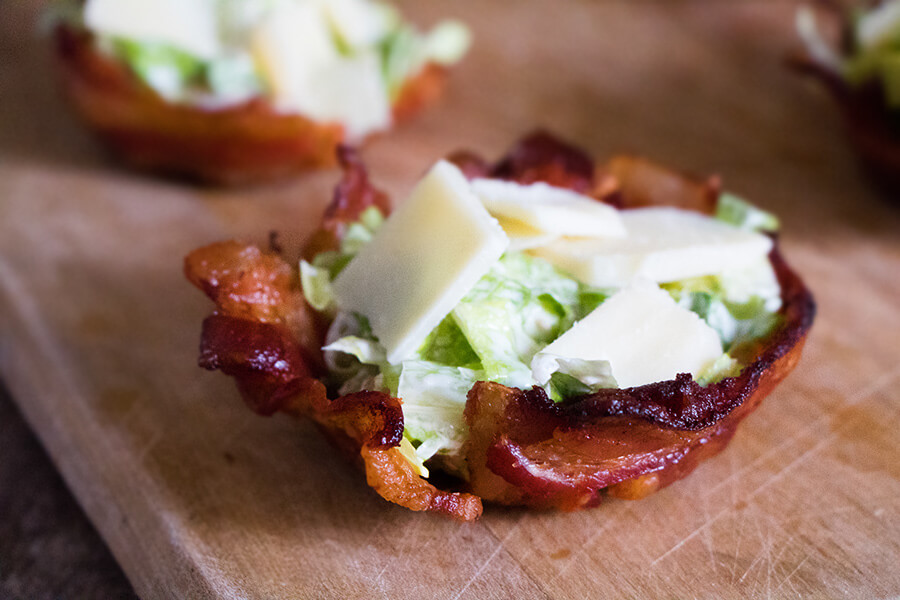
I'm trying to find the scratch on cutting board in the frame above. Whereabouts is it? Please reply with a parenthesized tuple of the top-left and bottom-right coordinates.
(450, 518, 551, 600)
(773, 555, 809, 595)
(700, 494, 718, 571)
(649, 519, 716, 568)
(449, 541, 505, 600)
(649, 367, 900, 571)
(709, 367, 900, 496)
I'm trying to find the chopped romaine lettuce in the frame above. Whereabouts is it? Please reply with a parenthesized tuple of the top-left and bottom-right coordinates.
(416, 315, 481, 369)
(545, 357, 617, 399)
(716, 193, 779, 233)
(663, 257, 782, 351)
(323, 335, 386, 366)
(382, 25, 423, 98)
(450, 252, 594, 387)
(341, 205, 385, 254)
(309, 206, 386, 279)
(300, 260, 335, 312)
(397, 360, 482, 463)
(797, 1, 900, 108)
(696, 353, 742, 385)
(112, 38, 204, 100)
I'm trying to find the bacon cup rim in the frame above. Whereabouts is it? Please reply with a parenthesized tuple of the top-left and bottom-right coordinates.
(185, 133, 815, 520)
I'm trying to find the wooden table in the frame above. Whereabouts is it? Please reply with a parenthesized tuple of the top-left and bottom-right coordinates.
(1, 1, 898, 598)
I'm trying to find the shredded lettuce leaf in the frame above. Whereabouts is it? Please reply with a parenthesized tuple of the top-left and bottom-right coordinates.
(112, 38, 205, 100)
(544, 357, 617, 399)
(716, 193, 779, 233)
(696, 353, 742, 385)
(450, 253, 599, 388)
(309, 205, 385, 280)
(416, 315, 481, 369)
(299, 260, 335, 312)
(663, 257, 782, 352)
(397, 360, 482, 464)
(324, 252, 606, 467)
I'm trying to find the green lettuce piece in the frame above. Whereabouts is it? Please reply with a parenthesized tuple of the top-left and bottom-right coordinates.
(450, 253, 587, 387)
(381, 18, 470, 99)
(322, 333, 401, 395)
(664, 257, 783, 352)
(716, 193, 779, 233)
(299, 260, 335, 312)
(311, 206, 385, 278)
(323, 335, 386, 366)
(340, 206, 385, 255)
(303, 207, 384, 309)
(544, 357, 617, 400)
(843, 2, 900, 107)
(382, 24, 424, 98)
(696, 354, 743, 385)
(397, 360, 482, 464)
(416, 315, 481, 368)
(112, 38, 204, 100)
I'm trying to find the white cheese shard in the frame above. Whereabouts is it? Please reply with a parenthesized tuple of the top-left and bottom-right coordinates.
(495, 218, 559, 252)
(84, 0, 221, 60)
(530, 207, 773, 287)
(471, 179, 626, 239)
(332, 161, 509, 364)
(531, 281, 724, 389)
(251, 2, 390, 139)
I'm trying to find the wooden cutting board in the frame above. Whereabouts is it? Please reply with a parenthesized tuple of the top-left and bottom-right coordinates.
(2, 1, 899, 598)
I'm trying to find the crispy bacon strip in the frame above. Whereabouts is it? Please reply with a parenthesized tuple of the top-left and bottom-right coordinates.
(54, 26, 449, 184)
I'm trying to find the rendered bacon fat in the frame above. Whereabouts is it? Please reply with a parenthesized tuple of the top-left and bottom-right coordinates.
(187, 133, 814, 518)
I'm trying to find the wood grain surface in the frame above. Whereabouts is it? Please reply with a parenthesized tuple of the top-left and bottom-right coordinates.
(1, 1, 899, 599)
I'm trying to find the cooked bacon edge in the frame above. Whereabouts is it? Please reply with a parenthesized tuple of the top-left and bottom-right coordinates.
(187, 132, 814, 518)
(53, 26, 448, 184)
